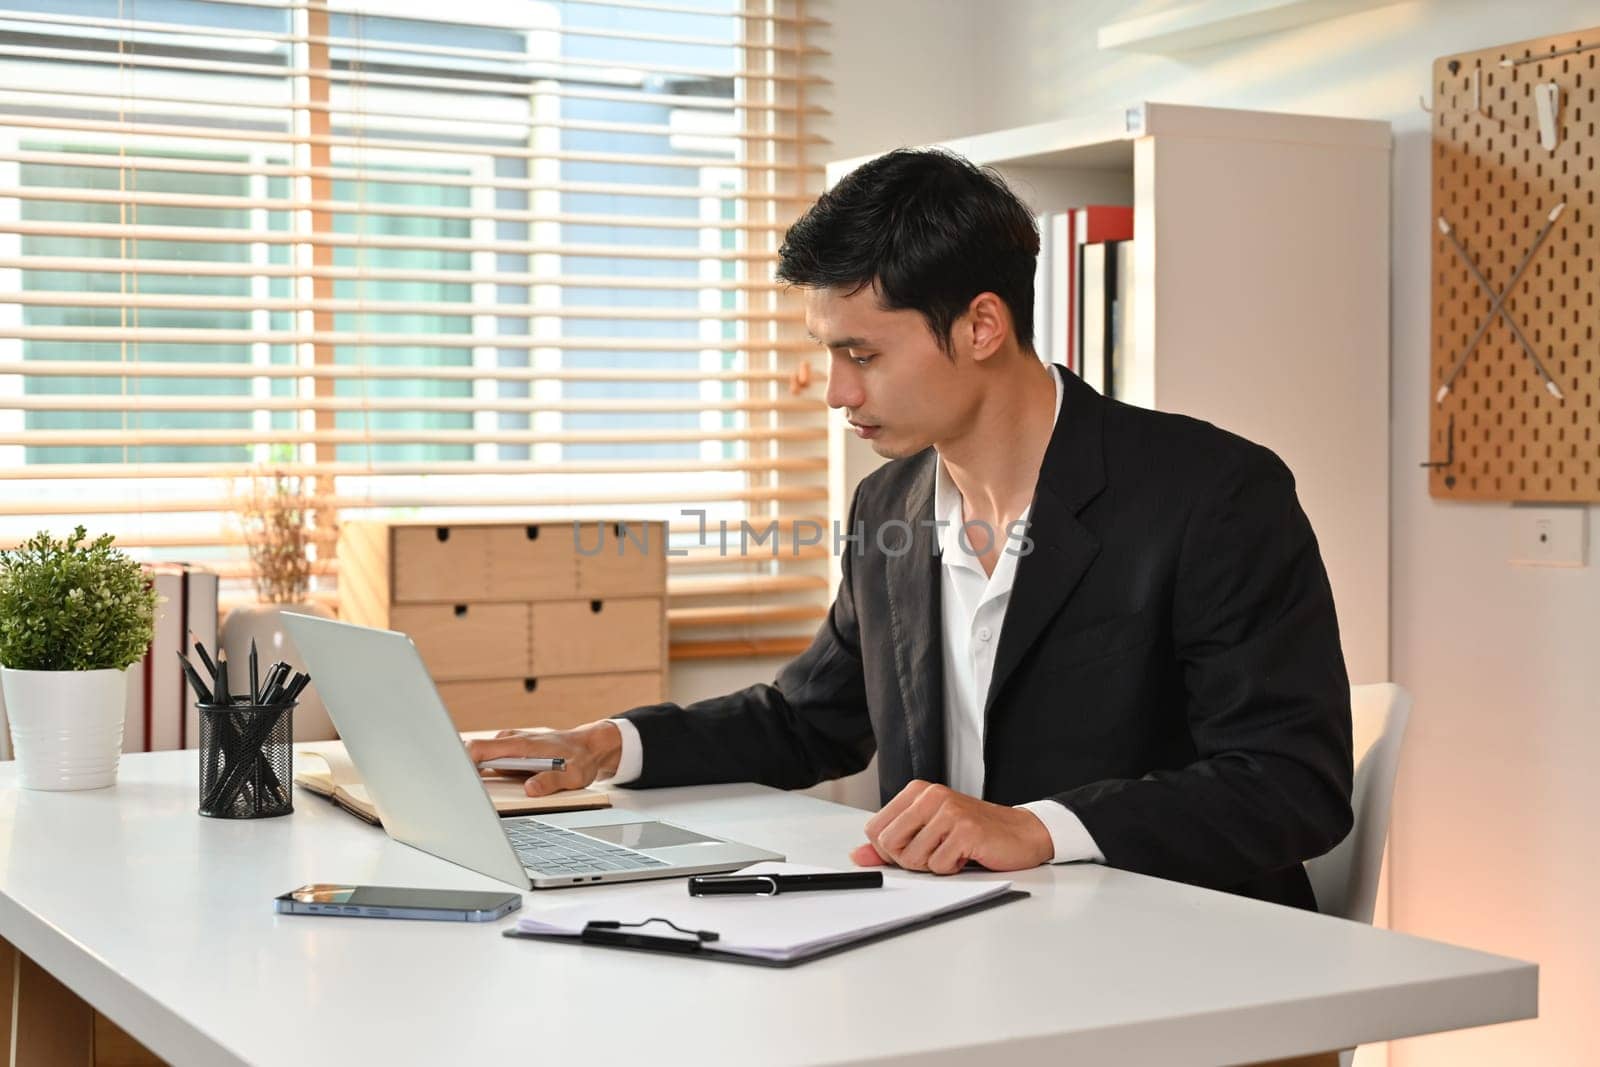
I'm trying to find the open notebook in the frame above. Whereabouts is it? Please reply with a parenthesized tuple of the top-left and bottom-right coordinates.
(508, 862, 1022, 966)
(294, 739, 609, 827)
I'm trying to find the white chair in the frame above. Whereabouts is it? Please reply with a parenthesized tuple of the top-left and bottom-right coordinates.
(1304, 682, 1411, 925)
(1302, 683, 1411, 1067)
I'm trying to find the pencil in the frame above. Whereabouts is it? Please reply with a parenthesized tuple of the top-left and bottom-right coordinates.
(249, 639, 260, 705)
(176, 651, 214, 705)
(189, 630, 218, 682)
(215, 650, 232, 706)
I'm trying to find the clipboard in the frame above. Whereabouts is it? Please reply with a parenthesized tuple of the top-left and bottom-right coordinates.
(501, 888, 1030, 968)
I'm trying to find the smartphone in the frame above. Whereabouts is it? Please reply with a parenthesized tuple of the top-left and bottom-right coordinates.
(274, 883, 522, 922)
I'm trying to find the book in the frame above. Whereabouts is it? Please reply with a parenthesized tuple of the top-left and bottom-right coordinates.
(1072, 203, 1134, 246)
(1032, 211, 1077, 371)
(1032, 206, 1130, 375)
(1049, 212, 1074, 371)
(144, 568, 188, 752)
(1112, 240, 1140, 404)
(123, 570, 159, 753)
(1033, 210, 1053, 366)
(293, 739, 611, 826)
(1070, 205, 1133, 385)
(509, 862, 1022, 966)
(123, 639, 146, 755)
(180, 569, 219, 750)
(126, 564, 218, 753)
(1078, 240, 1112, 395)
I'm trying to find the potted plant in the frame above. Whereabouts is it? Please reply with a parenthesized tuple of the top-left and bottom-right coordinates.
(0, 526, 158, 789)
(221, 468, 337, 740)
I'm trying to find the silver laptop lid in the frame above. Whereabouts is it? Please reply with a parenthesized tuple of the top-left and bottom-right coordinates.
(280, 612, 529, 888)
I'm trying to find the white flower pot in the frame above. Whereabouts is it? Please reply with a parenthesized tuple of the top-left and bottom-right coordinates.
(221, 602, 337, 741)
(2, 667, 127, 790)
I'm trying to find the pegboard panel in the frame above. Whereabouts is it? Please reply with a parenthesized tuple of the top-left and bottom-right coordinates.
(1428, 28, 1600, 501)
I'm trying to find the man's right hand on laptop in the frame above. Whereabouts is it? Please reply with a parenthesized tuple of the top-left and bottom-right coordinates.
(465, 721, 622, 797)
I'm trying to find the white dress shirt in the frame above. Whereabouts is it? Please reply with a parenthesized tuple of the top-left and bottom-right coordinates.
(608, 365, 1103, 865)
(934, 366, 1103, 864)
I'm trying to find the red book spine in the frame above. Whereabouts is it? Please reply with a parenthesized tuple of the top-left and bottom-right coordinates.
(142, 631, 153, 754)
(1077, 205, 1134, 244)
(178, 569, 190, 749)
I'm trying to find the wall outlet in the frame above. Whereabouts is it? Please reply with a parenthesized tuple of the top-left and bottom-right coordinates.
(1509, 506, 1587, 567)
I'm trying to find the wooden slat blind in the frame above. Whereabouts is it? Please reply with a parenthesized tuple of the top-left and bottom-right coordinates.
(0, 0, 826, 658)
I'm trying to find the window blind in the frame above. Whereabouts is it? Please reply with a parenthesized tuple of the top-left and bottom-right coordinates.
(0, 0, 827, 659)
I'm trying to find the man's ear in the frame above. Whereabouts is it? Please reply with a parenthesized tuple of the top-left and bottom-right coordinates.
(963, 292, 1010, 364)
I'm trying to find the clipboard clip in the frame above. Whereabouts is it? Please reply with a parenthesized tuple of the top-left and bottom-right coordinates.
(582, 917, 720, 953)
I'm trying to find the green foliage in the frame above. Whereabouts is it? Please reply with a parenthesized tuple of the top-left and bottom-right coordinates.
(0, 526, 158, 671)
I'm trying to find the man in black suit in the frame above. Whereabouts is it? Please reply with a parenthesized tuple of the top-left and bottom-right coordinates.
(469, 148, 1353, 913)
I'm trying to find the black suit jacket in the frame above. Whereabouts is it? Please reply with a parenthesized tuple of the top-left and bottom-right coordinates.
(620, 367, 1353, 911)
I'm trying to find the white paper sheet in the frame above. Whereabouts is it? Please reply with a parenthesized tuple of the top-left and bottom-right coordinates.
(515, 862, 1015, 962)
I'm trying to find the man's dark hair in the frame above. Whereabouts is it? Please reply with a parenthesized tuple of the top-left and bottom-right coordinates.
(775, 148, 1040, 355)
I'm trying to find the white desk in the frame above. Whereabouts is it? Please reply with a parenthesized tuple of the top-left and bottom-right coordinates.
(0, 750, 1535, 1067)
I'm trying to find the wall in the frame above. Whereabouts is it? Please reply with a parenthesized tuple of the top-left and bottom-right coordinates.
(958, 1, 1598, 1064)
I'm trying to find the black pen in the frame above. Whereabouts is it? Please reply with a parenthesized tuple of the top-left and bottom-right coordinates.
(249, 639, 260, 705)
(189, 630, 217, 682)
(260, 662, 289, 705)
(176, 651, 214, 705)
(282, 672, 311, 703)
(264, 669, 293, 707)
(215, 650, 231, 706)
(687, 871, 883, 896)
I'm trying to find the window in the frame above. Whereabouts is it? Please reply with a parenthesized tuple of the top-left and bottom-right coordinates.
(0, 0, 826, 658)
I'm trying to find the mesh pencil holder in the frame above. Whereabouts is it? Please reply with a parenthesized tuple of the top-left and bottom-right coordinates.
(197, 702, 295, 819)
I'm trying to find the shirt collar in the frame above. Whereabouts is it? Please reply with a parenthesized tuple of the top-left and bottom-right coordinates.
(933, 364, 1065, 567)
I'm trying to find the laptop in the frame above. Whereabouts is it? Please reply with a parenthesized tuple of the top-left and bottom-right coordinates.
(280, 612, 783, 889)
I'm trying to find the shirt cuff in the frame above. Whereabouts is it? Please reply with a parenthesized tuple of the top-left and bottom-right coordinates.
(604, 717, 644, 785)
(1016, 800, 1106, 864)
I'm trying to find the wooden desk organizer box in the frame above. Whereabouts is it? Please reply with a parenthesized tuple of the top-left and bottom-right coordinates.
(337, 520, 667, 733)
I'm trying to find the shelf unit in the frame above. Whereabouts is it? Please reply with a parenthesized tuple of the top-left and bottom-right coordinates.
(826, 102, 1391, 684)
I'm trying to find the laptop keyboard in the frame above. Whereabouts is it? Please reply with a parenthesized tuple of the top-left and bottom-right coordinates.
(505, 820, 668, 875)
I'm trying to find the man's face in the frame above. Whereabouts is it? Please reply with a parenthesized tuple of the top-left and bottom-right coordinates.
(806, 283, 979, 460)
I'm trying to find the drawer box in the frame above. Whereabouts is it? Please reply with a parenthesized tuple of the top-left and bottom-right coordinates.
(380, 521, 666, 603)
(573, 520, 667, 598)
(336, 520, 669, 703)
(435, 671, 665, 733)
(531, 597, 662, 676)
(485, 524, 579, 600)
(392, 525, 492, 603)
(389, 602, 528, 682)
